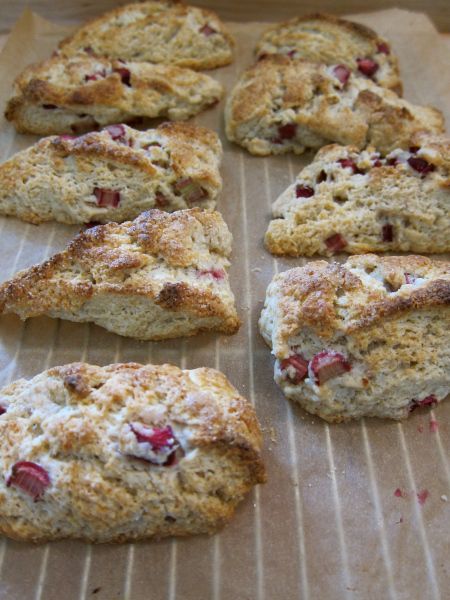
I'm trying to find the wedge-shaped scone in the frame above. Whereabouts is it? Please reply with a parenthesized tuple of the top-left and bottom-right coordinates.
(5, 55, 223, 136)
(0, 209, 240, 340)
(0, 361, 265, 542)
(259, 255, 450, 422)
(255, 13, 402, 94)
(265, 133, 450, 256)
(58, 1, 234, 70)
(225, 57, 443, 156)
(0, 122, 222, 225)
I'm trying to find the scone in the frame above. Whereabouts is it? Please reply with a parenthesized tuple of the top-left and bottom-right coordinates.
(255, 13, 402, 94)
(259, 255, 450, 422)
(0, 361, 265, 542)
(58, 1, 234, 70)
(265, 133, 450, 257)
(225, 57, 443, 156)
(5, 54, 223, 136)
(0, 209, 240, 340)
(0, 122, 222, 225)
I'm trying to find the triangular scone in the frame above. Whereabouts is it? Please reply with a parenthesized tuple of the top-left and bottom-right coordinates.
(265, 134, 450, 256)
(0, 123, 222, 225)
(225, 57, 443, 156)
(58, 1, 234, 70)
(255, 13, 402, 94)
(0, 362, 265, 542)
(5, 55, 223, 136)
(0, 209, 240, 340)
(259, 255, 450, 422)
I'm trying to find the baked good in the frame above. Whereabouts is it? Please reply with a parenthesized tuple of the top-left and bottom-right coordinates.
(259, 254, 450, 422)
(0, 361, 265, 542)
(0, 208, 240, 340)
(255, 13, 402, 94)
(0, 122, 222, 225)
(265, 133, 450, 256)
(5, 54, 223, 136)
(58, 1, 234, 70)
(225, 56, 443, 156)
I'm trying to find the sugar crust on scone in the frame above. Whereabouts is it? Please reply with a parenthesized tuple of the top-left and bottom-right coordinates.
(0, 122, 222, 225)
(0, 362, 265, 542)
(0, 209, 240, 340)
(259, 255, 450, 422)
(225, 57, 443, 156)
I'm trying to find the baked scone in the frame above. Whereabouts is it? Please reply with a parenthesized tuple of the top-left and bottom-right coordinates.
(225, 57, 444, 156)
(58, 1, 234, 70)
(0, 209, 240, 340)
(259, 255, 450, 422)
(0, 122, 222, 225)
(265, 133, 450, 257)
(0, 361, 265, 542)
(5, 54, 223, 136)
(255, 13, 402, 94)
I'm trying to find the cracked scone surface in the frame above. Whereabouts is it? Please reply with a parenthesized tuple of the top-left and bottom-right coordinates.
(259, 255, 450, 422)
(255, 13, 402, 93)
(225, 57, 443, 156)
(0, 362, 265, 542)
(0, 209, 240, 340)
(265, 133, 450, 257)
(5, 54, 223, 136)
(58, 0, 234, 69)
(0, 122, 222, 225)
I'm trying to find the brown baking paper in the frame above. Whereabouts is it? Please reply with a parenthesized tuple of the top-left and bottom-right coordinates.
(0, 8, 449, 599)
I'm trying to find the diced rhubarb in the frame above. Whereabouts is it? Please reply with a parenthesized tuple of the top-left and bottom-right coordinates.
(407, 156, 435, 175)
(198, 268, 226, 281)
(174, 178, 208, 204)
(114, 67, 131, 86)
(130, 423, 179, 466)
(104, 124, 127, 142)
(6, 461, 50, 501)
(386, 157, 398, 167)
(287, 50, 296, 58)
(356, 58, 379, 77)
(332, 64, 351, 85)
(84, 69, 106, 82)
(337, 158, 362, 174)
(59, 134, 75, 141)
(200, 24, 216, 36)
(409, 145, 420, 154)
(0, 406, 6, 415)
(325, 233, 347, 253)
(382, 223, 394, 242)
(377, 42, 390, 55)
(155, 192, 170, 208)
(295, 184, 314, 198)
(94, 187, 121, 208)
(409, 395, 438, 412)
(280, 354, 309, 384)
(372, 159, 382, 167)
(404, 272, 416, 284)
(83, 46, 95, 55)
(43, 104, 57, 110)
(309, 350, 351, 385)
(277, 123, 297, 140)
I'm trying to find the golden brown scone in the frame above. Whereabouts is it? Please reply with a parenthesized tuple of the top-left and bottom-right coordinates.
(259, 255, 450, 422)
(58, 1, 234, 70)
(0, 209, 240, 340)
(225, 57, 443, 156)
(5, 54, 223, 136)
(0, 362, 265, 542)
(0, 122, 222, 225)
(265, 133, 450, 257)
(255, 13, 402, 94)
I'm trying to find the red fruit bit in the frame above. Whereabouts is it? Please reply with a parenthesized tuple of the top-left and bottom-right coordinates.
(356, 57, 379, 77)
(382, 223, 394, 242)
(155, 192, 170, 208)
(43, 104, 57, 110)
(130, 424, 179, 466)
(409, 145, 420, 154)
(309, 350, 351, 385)
(83, 46, 95, 55)
(277, 123, 297, 140)
(394, 488, 406, 498)
(59, 134, 75, 141)
(198, 268, 226, 281)
(386, 157, 398, 166)
(104, 124, 127, 143)
(287, 50, 296, 58)
(417, 489, 429, 506)
(114, 67, 131, 86)
(430, 417, 439, 433)
(377, 42, 390, 55)
(7, 461, 50, 501)
(337, 158, 362, 174)
(333, 64, 351, 85)
(325, 233, 347, 253)
(372, 159, 382, 167)
(409, 394, 438, 412)
(200, 24, 216, 36)
(0, 406, 6, 415)
(404, 272, 416, 284)
(94, 188, 121, 208)
(174, 178, 207, 204)
(407, 156, 435, 176)
(295, 184, 314, 198)
(280, 354, 309, 384)
(85, 69, 106, 82)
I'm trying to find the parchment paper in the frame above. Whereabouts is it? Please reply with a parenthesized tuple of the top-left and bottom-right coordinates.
(0, 8, 449, 600)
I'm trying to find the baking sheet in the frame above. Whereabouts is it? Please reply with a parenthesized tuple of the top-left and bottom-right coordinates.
(0, 8, 449, 599)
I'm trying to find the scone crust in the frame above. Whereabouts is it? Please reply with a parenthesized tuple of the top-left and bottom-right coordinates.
(255, 13, 402, 93)
(0, 362, 265, 542)
(0, 208, 240, 339)
(58, 1, 234, 70)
